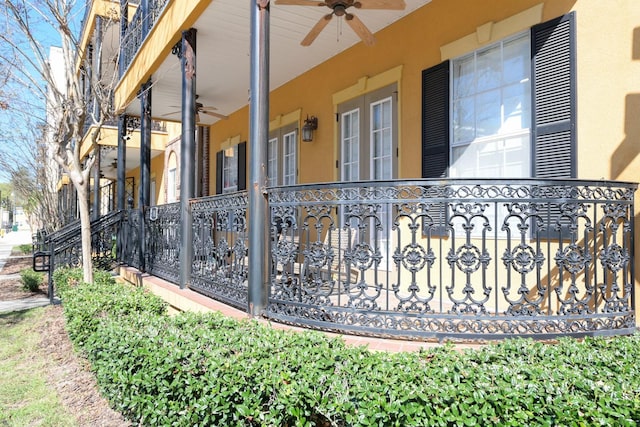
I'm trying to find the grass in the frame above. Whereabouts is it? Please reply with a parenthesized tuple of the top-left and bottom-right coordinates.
(0, 308, 76, 426)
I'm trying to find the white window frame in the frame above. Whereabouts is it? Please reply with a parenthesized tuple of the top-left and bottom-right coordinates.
(267, 124, 298, 187)
(222, 146, 238, 194)
(167, 167, 177, 203)
(449, 31, 531, 179)
(341, 108, 360, 182)
(267, 137, 278, 187)
(282, 130, 297, 186)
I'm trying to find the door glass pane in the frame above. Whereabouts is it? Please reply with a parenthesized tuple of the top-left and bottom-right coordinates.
(371, 97, 392, 181)
(167, 168, 176, 203)
(267, 137, 278, 187)
(283, 130, 297, 185)
(223, 146, 238, 193)
(341, 109, 360, 181)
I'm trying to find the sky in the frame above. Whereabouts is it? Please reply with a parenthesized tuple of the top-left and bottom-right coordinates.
(0, 0, 85, 182)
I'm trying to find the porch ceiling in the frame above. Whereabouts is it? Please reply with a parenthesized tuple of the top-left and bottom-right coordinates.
(123, 0, 431, 125)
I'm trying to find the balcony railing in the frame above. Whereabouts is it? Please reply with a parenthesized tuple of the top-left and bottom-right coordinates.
(120, 0, 170, 74)
(117, 178, 636, 341)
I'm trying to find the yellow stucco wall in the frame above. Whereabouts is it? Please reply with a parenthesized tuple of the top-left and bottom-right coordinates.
(209, 0, 580, 185)
(207, 0, 639, 187)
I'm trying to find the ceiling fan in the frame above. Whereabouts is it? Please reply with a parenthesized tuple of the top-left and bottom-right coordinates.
(162, 95, 228, 123)
(275, 0, 406, 47)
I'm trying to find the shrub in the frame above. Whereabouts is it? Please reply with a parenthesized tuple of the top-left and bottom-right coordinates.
(17, 244, 32, 254)
(20, 268, 44, 292)
(52, 267, 83, 298)
(54, 268, 167, 346)
(59, 275, 640, 426)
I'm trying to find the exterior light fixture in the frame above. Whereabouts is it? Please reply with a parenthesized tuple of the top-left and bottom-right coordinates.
(302, 115, 318, 142)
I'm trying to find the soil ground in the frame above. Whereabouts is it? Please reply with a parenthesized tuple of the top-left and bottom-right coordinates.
(0, 256, 130, 426)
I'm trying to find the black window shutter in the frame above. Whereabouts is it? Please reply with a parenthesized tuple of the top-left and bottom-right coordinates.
(421, 61, 450, 236)
(215, 150, 223, 195)
(237, 141, 247, 191)
(421, 60, 450, 178)
(531, 12, 576, 179)
(531, 12, 576, 239)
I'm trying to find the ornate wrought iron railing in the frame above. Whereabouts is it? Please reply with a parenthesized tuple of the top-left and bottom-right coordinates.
(119, 208, 142, 271)
(146, 202, 181, 284)
(120, 4, 142, 73)
(33, 210, 122, 276)
(190, 192, 249, 310)
(266, 179, 637, 340)
(120, 0, 169, 74)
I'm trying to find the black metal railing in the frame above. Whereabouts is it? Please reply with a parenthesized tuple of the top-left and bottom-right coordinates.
(265, 179, 637, 340)
(112, 178, 637, 340)
(190, 192, 249, 310)
(146, 202, 181, 284)
(33, 210, 123, 300)
(119, 208, 142, 271)
(120, 5, 142, 73)
(120, 0, 169, 74)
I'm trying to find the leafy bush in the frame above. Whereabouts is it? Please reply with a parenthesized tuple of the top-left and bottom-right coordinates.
(52, 267, 83, 298)
(57, 273, 640, 426)
(16, 244, 32, 254)
(54, 268, 167, 346)
(20, 268, 44, 292)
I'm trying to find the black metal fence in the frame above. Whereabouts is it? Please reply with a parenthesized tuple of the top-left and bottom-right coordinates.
(33, 210, 123, 300)
(190, 193, 249, 310)
(266, 179, 636, 340)
(113, 179, 638, 340)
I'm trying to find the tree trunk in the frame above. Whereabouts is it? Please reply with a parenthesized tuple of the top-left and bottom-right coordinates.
(75, 182, 94, 284)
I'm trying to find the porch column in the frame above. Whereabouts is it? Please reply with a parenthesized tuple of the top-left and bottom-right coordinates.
(117, 0, 128, 212)
(116, 115, 127, 211)
(248, 0, 270, 316)
(139, 80, 152, 271)
(178, 28, 197, 289)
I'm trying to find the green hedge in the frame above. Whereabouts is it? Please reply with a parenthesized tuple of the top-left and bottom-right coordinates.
(54, 268, 640, 426)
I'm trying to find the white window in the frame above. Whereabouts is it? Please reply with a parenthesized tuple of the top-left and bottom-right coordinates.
(167, 168, 177, 202)
(267, 137, 278, 187)
(339, 85, 397, 182)
(267, 125, 297, 186)
(222, 146, 238, 193)
(341, 109, 360, 182)
(167, 152, 177, 203)
(450, 32, 531, 178)
(283, 130, 297, 186)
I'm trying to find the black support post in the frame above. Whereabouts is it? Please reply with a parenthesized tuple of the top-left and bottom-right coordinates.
(139, 80, 152, 271)
(248, 0, 270, 316)
(177, 28, 197, 289)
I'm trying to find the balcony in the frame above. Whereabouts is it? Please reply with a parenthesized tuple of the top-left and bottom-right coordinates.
(120, 0, 168, 74)
(116, 178, 637, 341)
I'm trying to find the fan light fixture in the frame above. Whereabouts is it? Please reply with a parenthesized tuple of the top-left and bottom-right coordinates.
(302, 115, 318, 142)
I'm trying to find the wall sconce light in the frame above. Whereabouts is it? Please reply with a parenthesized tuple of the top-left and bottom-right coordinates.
(302, 115, 318, 142)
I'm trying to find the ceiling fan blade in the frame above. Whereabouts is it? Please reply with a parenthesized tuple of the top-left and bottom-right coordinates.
(199, 106, 218, 111)
(301, 13, 333, 46)
(201, 110, 229, 120)
(356, 0, 406, 10)
(345, 13, 375, 46)
(275, 0, 324, 5)
(161, 110, 181, 117)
